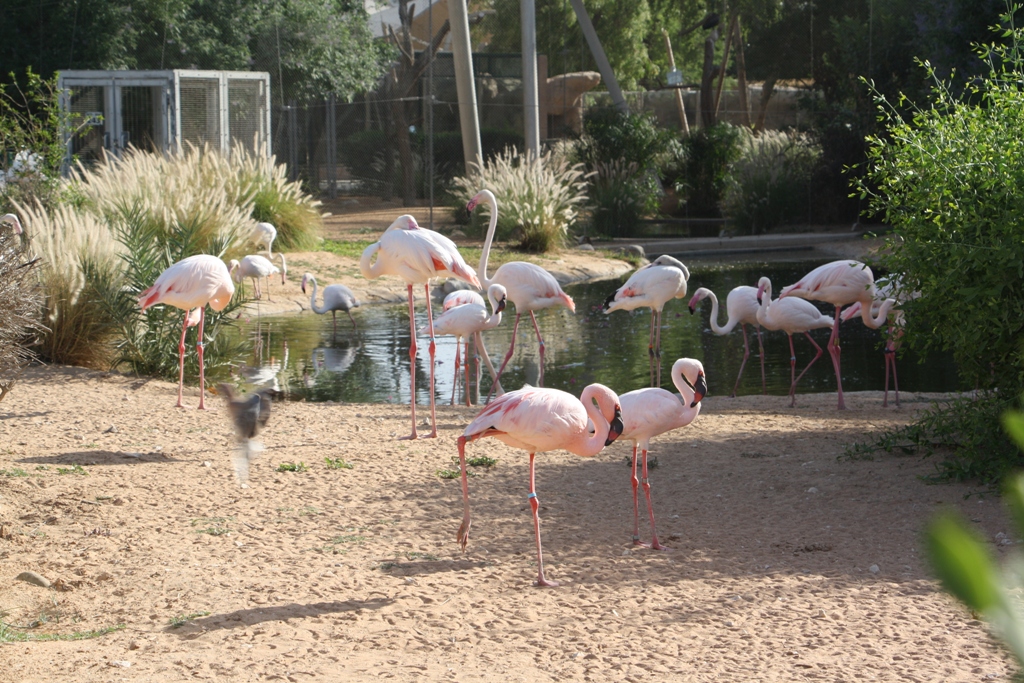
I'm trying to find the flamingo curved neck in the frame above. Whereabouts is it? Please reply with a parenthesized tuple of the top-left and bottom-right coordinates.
(359, 242, 382, 280)
(307, 278, 328, 314)
(704, 291, 737, 335)
(574, 386, 613, 457)
(477, 190, 499, 288)
(859, 297, 896, 329)
(671, 367, 701, 421)
(756, 283, 773, 323)
(484, 288, 503, 328)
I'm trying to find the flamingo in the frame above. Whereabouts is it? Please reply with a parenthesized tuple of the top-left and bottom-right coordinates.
(420, 284, 507, 406)
(229, 254, 286, 301)
(778, 260, 895, 409)
(441, 289, 505, 400)
(618, 358, 706, 550)
(1, 214, 23, 235)
(603, 255, 690, 387)
(754, 277, 834, 407)
(688, 286, 765, 396)
(251, 222, 276, 256)
(456, 383, 624, 586)
(301, 273, 360, 335)
(360, 214, 480, 439)
(218, 383, 272, 486)
(468, 189, 575, 395)
(138, 254, 235, 409)
(840, 277, 916, 408)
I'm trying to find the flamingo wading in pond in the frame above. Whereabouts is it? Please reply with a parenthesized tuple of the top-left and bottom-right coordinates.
(421, 284, 507, 406)
(229, 254, 286, 301)
(618, 358, 706, 550)
(360, 214, 480, 439)
(301, 273, 360, 335)
(779, 260, 895, 409)
(441, 289, 505, 401)
(468, 189, 575, 395)
(754, 277, 834, 407)
(688, 285, 764, 396)
(456, 383, 624, 586)
(604, 255, 690, 387)
(138, 254, 235, 410)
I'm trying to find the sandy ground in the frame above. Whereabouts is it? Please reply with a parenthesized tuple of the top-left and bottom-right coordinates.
(0, 366, 1016, 682)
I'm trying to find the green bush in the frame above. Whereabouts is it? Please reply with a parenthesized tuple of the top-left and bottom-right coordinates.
(853, 5, 1024, 482)
(589, 159, 653, 238)
(669, 123, 743, 217)
(724, 129, 821, 234)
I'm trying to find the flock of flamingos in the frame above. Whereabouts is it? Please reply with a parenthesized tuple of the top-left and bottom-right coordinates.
(113, 190, 906, 586)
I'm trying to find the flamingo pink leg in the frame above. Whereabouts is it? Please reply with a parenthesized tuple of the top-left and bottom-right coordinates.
(528, 452, 557, 587)
(884, 332, 900, 408)
(175, 312, 189, 409)
(756, 326, 766, 395)
(331, 310, 338, 338)
(640, 447, 666, 550)
(401, 285, 419, 440)
(464, 339, 472, 407)
(196, 307, 208, 410)
(529, 311, 545, 387)
(653, 310, 664, 387)
(647, 312, 656, 386)
(424, 284, 438, 438)
(487, 313, 521, 402)
(451, 339, 461, 406)
(630, 443, 642, 544)
(456, 436, 472, 550)
(731, 324, 752, 397)
(827, 306, 846, 409)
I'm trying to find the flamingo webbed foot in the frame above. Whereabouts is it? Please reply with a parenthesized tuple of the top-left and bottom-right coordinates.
(535, 575, 559, 588)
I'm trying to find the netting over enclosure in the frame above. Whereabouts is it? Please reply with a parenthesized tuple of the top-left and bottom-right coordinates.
(57, 71, 271, 166)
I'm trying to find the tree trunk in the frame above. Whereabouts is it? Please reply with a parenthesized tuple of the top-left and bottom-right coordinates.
(754, 77, 777, 131)
(699, 28, 719, 128)
(713, 14, 737, 119)
(392, 97, 416, 206)
(734, 17, 751, 127)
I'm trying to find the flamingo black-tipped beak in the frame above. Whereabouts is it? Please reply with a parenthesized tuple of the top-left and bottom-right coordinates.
(605, 407, 624, 446)
(497, 296, 507, 313)
(688, 304, 695, 315)
(301, 283, 307, 294)
(756, 293, 762, 304)
(690, 372, 707, 408)
(602, 292, 615, 312)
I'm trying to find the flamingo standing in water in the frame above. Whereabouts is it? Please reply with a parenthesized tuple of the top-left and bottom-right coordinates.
(420, 284, 507, 406)
(138, 254, 235, 409)
(229, 254, 286, 301)
(603, 255, 690, 387)
(468, 190, 575, 395)
(360, 214, 480, 439)
(301, 273, 360, 335)
(840, 277, 916, 407)
(456, 383, 624, 586)
(1, 214, 23, 235)
(754, 277, 834, 407)
(442, 289, 505, 400)
(689, 286, 764, 396)
(618, 358, 706, 550)
(779, 260, 895, 409)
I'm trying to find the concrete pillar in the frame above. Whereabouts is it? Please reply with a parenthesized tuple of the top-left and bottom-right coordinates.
(448, 0, 483, 172)
(521, 0, 540, 156)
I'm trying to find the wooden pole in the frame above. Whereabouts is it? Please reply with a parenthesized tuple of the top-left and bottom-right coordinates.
(713, 14, 738, 119)
(662, 29, 689, 135)
(449, 0, 483, 172)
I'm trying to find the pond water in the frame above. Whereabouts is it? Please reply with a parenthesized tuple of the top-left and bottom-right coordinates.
(227, 259, 960, 404)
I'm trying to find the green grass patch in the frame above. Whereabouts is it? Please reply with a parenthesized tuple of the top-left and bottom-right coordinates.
(324, 456, 353, 470)
(466, 455, 497, 468)
(0, 621, 125, 642)
(191, 516, 233, 536)
(276, 461, 308, 473)
(56, 464, 87, 476)
(436, 468, 475, 480)
(0, 468, 28, 477)
(169, 611, 211, 628)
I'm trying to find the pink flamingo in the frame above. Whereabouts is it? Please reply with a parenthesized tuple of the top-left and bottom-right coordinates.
(1, 214, 23, 235)
(420, 284, 507, 406)
(440, 289, 505, 401)
(840, 278, 916, 408)
(604, 255, 690, 387)
(468, 190, 575, 395)
(228, 254, 286, 301)
(138, 254, 235, 410)
(689, 286, 765, 396)
(754, 277, 834, 407)
(618, 358, 706, 550)
(778, 260, 895, 409)
(456, 383, 623, 586)
(443, 289, 484, 311)
(360, 214, 480, 439)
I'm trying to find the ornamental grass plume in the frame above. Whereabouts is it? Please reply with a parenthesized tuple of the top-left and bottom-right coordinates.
(0, 223, 44, 401)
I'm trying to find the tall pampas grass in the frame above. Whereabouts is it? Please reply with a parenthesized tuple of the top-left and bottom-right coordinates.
(0, 227, 44, 401)
(451, 147, 590, 252)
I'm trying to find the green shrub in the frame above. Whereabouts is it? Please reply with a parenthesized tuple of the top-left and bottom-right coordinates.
(236, 142, 323, 251)
(724, 129, 821, 234)
(589, 159, 655, 238)
(669, 123, 743, 217)
(451, 146, 590, 252)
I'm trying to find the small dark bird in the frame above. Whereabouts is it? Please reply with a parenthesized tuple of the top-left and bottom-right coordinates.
(219, 384, 272, 486)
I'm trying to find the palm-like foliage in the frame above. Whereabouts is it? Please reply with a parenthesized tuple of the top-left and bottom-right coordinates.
(0, 228, 44, 401)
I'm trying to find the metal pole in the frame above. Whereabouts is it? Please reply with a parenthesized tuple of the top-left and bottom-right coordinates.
(568, 0, 628, 114)
(428, 0, 434, 228)
(662, 29, 689, 135)
(448, 0, 483, 172)
(287, 100, 298, 182)
(521, 0, 540, 156)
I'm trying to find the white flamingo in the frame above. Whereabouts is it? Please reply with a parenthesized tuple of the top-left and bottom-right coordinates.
(468, 189, 575, 395)
(229, 254, 286, 301)
(301, 273, 360, 335)
(251, 222, 276, 256)
(688, 286, 765, 396)
(617, 358, 706, 549)
(755, 277, 834, 407)
(603, 255, 690, 386)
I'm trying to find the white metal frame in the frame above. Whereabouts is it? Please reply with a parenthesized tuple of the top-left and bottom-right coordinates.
(57, 69, 271, 166)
